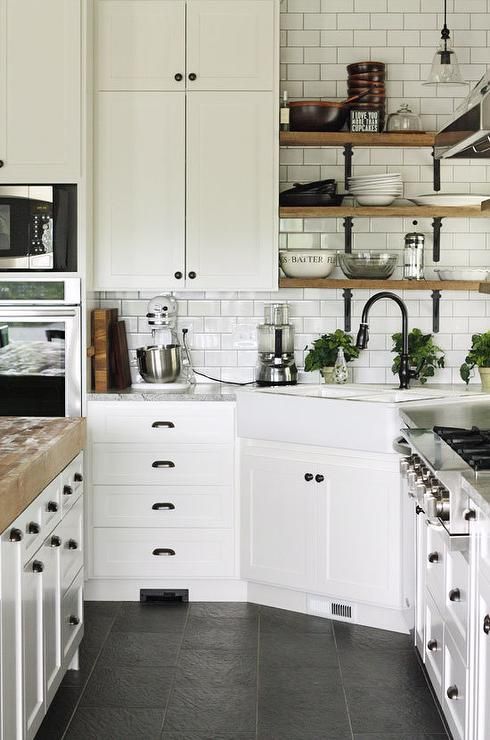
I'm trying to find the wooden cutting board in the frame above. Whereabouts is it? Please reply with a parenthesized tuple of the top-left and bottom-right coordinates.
(111, 320, 132, 390)
(92, 308, 118, 392)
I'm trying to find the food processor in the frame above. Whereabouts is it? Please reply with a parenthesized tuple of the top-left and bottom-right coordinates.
(256, 303, 298, 386)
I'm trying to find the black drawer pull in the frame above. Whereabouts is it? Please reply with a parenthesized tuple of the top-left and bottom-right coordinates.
(47, 501, 59, 513)
(74, 472, 83, 483)
(151, 421, 175, 429)
(304, 473, 314, 482)
(9, 528, 23, 542)
(152, 503, 176, 511)
(32, 560, 44, 573)
(428, 551, 439, 563)
(50, 536, 62, 548)
(315, 474, 324, 483)
(67, 539, 78, 550)
(63, 485, 73, 496)
(449, 588, 461, 602)
(28, 522, 41, 534)
(152, 460, 175, 469)
(427, 639, 438, 652)
(447, 685, 459, 700)
(152, 548, 176, 556)
(484, 614, 490, 635)
(69, 615, 80, 626)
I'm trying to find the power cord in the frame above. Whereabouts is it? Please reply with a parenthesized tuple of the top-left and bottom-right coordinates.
(181, 329, 256, 387)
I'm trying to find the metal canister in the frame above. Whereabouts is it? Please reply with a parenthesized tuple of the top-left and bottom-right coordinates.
(403, 231, 425, 280)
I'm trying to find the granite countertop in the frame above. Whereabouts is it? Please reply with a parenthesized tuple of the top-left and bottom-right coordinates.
(87, 383, 238, 402)
(461, 473, 490, 518)
(400, 392, 490, 431)
(0, 416, 86, 533)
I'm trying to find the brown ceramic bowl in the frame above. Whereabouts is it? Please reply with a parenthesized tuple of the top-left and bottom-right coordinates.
(289, 101, 349, 131)
(348, 85, 385, 95)
(347, 61, 385, 75)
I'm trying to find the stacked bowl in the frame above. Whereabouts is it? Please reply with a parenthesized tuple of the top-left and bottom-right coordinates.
(348, 173, 402, 206)
(347, 61, 386, 131)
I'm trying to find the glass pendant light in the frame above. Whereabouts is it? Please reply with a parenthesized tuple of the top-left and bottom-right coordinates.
(424, 0, 465, 85)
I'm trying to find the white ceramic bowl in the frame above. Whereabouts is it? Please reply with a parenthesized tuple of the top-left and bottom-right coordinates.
(354, 194, 397, 206)
(279, 249, 336, 278)
(434, 267, 489, 281)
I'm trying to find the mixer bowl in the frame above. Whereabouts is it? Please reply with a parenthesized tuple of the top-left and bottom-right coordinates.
(136, 345, 181, 383)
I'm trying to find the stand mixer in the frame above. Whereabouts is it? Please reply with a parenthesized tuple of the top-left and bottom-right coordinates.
(134, 294, 184, 386)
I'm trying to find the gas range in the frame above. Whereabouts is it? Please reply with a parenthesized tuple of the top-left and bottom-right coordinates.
(401, 425, 487, 536)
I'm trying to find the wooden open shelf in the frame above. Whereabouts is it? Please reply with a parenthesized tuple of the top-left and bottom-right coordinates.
(279, 278, 485, 291)
(280, 131, 436, 148)
(280, 203, 490, 219)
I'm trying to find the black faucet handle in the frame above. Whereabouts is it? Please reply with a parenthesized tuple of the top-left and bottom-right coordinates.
(356, 323, 369, 350)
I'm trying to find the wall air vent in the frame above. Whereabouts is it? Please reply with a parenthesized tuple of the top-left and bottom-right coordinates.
(307, 595, 356, 622)
(331, 602, 352, 619)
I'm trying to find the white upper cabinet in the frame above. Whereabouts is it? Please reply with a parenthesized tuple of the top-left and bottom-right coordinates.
(96, 0, 186, 90)
(186, 92, 276, 290)
(0, 0, 81, 182)
(95, 92, 186, 289)
(187, 0, 274, 90)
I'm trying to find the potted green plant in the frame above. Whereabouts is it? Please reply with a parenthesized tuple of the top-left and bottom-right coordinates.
(391, 328, 445, 385)
(304, 329, 359, 383)
(460, 331, 490, 389)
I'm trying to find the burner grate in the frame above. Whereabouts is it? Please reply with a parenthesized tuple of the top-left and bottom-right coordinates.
(433, 425, 490, 471)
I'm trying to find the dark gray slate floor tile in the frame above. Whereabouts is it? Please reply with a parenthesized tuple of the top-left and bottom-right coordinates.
(162, 735, 256, 740)
(259, 631, 337, 670)
(84, 600, 123, 618)
(34, 688, 80, 740)
(258, 735, 351, 740)
(260, 606, 334, 635)
(112, 603, 188, 633)
(80, 665, 174, 708)
(65, 707, 164, 739)
(60, 647, 98, 689)
(339, 645, 428, 689)
(333, 621, 412, 652)
(163, 685, 256, 733)
(258, 684, 351, 738)
(190, 602, 259, 620)
(260, 662, 343, 693)
(81, 612, 116, 653)
(346, 685, 446, 735)
(353, 735, 448, 739)
(98, 631, 181, 666)
(176, 648, 256, 686)
(182, 617, 257, 652)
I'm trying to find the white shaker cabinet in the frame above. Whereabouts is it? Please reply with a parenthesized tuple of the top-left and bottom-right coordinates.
(22, 555, 45, 740)
(0, 525, 23, 740)
(0, 0, 81, 182)
(475, 572, 490, 740)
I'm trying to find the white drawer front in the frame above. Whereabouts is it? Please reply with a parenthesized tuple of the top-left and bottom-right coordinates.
(443, 629, 467, 740)
(426, 524, 446, 615)
(445, 549, 469, 662)
(92, 445, 233, 485)
(61, 451, 84, 514)
(61, 569, 84, 665)
(93, 485, 233, 528)
(89, 403, 234, 444)
(60, 497, 83, 594)
(424, 590, 444, 702)
(93, 528, 235, 578)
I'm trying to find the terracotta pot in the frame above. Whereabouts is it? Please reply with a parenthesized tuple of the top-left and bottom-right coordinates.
(479, 367, 490, 390)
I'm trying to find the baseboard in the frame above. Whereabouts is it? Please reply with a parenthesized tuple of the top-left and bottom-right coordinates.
(84, 578, 248, 601)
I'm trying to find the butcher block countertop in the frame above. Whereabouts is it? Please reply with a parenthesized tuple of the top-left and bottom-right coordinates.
(0, 417, 86, 533)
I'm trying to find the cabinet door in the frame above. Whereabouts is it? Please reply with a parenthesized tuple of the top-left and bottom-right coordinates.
(96, 0, 185, 90)
(0, 0, 80, 181)
(94, 92, 185, 289)
(315, 461, 403, 608)
(241, 451, 318, 591)
(186, 92, 277, 290)
(42, 532, 62, 707)
(415, 506, 428, 655)
(476, 573, 490, 740)
(22, 556, 44, 740)
(187, 0, 275, 90)
(0, 527, 23, 740)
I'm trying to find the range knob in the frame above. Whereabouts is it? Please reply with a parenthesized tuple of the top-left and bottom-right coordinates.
(424, 493, 438, 519)
(400, 459, 410, 476)
(415, 482, 427, 501)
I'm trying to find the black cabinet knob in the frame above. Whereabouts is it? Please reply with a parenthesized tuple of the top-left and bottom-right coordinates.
(428, 551, 439, 563)
(63, 485, 73, 496)
(484, 614, 490, 635)
(47, 501, 59, 513)
(464, 508, 476, 521)
(28, 522, 41, 534)
(188, 271, 196, 279)
(415, 505, 424, 515)
(449, 588, 461, 602)
(74, 472, 83, 483)
(304, 473, 314, 482)
(174, 73, 183, 81)
(69, 615, 80, 626)
(50, 536, 62, 548)
(188, 73, 197, 81)
(174, 271, 183, 279)
(67, 539, 78, 550)
(427, 639, 438, 652)
(446, 685, 459, 700)
(0, 160, 4, 168)
(32, 560, 44, 573)
(315, 474, 324, 483)
(9, 528, 23, 542)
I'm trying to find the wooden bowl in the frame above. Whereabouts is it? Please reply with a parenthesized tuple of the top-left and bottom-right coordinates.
(348, 73, 385, 83)
(347, 61, 385, 75)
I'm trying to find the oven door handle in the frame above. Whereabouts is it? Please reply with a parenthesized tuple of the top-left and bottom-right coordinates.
(0, 307, 78, 318)
(393, 435, 412, 456)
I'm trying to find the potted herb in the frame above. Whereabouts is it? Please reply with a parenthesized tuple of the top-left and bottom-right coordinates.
(460, 331, 490, 389)
(391, 328, 445, 385)
(304, 329, 359, 383)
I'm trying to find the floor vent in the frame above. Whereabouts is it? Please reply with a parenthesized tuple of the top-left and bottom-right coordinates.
(140, 588, 189, 604)
(307, 595, 356, 622)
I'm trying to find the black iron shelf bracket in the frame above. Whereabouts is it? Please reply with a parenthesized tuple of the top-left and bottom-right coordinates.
(343, 288, 353, 332)
(431, 290, 441, 333)
(343, 216, 353, 253)
(343, 144, 353, 189)
(432, 217, 443, 262)
(432, 147, 441, 192)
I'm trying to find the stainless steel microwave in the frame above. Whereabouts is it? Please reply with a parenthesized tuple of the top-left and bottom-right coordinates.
(0, 185, 77, 271)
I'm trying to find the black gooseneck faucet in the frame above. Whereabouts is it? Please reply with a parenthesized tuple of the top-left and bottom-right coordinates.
(356, 291, 414, 390)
